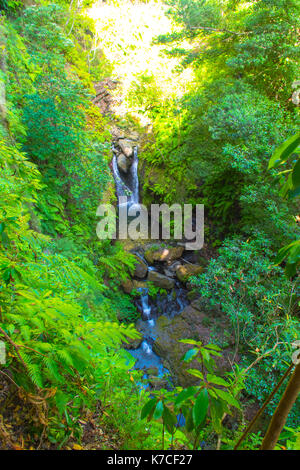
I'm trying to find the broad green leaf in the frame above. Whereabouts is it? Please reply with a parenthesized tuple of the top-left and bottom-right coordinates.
(268, 133, 300, 169)
(163, 405, 177, 433)
(214, 388, 241, 409)
(193, 389, 208, 427)
(187, 368, 204, 379)
(206, 374, 229, 387)
(153, 400, 164, 420)
(179, 339, 202, 346)
(182, 348, 198, 362)
(210, 397, 225, 433)
(292, 158, 300, 187)
(175, 386, 197, 406)
(141, 398, 157, 420)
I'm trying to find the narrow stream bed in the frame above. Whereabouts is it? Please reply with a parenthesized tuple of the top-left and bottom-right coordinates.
(112, 143, 189, 388)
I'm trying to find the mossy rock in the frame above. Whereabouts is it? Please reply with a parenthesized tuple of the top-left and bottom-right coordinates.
(121, 278, 134, 294)
(175, 263, 204, 282)
(153, 305, 232, 387)
(147, 270, 175, 290)
(144, 244, 184, 264)
(133, 255, 148, 278)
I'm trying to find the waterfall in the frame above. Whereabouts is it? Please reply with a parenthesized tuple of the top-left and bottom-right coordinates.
(111, 142, 174, 387)
(130, 147, 139, 206)
(112, 152, 132, 199)
(140, 288, 151, 320)
(141, 340, 152, 355)
(112, 145, 139, 209)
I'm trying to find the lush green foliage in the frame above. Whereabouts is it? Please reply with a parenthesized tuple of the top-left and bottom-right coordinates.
(141, 341, 245, 449)
(0, 1, 161, 450)
(130, 0, 299, 448)
(0, 0, 299, 451)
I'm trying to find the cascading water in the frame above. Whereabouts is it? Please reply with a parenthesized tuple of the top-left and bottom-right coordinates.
(112, 145, 139, 209)
(129, 286, 170, 381)
(111, 143, 188, 388)
(130, 147, 139, 206)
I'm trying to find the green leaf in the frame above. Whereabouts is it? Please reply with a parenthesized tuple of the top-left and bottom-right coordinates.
(206, 374, 229, 387)
(205, 344, 222, 352)
(214, 388, 241, 409)
(210, 397, 225, 433)
(186, 368, 204, 379)
(182, 348, 198, 362)
(175, 386, 197, 407)
(288, 185, 300, 198)
(292, 158, 300, 187)
(268, 133, 300, 169)
(179, 339, 201, 346)
(183, 406, 194, 432)
(141, 398, 157, 420)
(193, 389, 208, 427)
(153, 400, 164, 420)
(163, 405, 177, 433)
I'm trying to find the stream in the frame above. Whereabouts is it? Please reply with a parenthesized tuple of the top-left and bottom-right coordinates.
(112, 144, 189, 388)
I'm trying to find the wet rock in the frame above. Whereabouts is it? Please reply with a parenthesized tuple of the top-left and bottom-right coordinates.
(190, 298, 202, 311)
(145, 367, 158, 376)
(153, 305, 231, 387)
(93, 79, 119, 114)
(133, 255, 148, 279)
(147, 270, 175, 290)
(119, 139, 133, 158)
(144, 245, 184, 264)
(148, 376, 169, 390)
(117, 153, 130, 173)
(163, 268, 175, 278)
(123, 336, 143, 350)
(175, 263, 204, 282)
(127, 131, 139, 141)
(111, 126, 125, 140)
(133, 280, 147, 290)
(121, 278, 134, 294)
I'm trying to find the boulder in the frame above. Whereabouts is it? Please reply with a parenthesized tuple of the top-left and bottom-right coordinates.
(111, 126, 125, 140)
(190, 298, 202, 311)
(153, 305, 232, 387)
(127, 131, 139, 141)
(147, 270, 175, 290)
(148, 376, 169, 390)
(144, 245, 184, 264)
(133, 255, 148, 279)
(117, 153, 130, 173)
(118, 139, 133, 158)
(145, 367, 158, 376)
(175, 263, 204, 282)
(133, 280, 147, 290)
(123, 335, 143, 350)
(121, 278, 134, 294)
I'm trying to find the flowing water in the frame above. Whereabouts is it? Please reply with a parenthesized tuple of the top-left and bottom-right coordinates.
(112, 145, 188, 386)
(112, 145, 139, 209)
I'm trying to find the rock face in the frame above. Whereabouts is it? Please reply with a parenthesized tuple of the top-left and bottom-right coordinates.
(175, 263, 204, 282)
(144, 245, 184, 264)
(153, 305, 232, 387)
(133, 255, 148, 279)
(148, 376, 170, 390)
(118, 139, 133, 158)
(147, 270, 175, 290)
(123, 336, 143, 350)
(93, 79, 119, 114)
(145, 366, 158, 376)
(117, 153, 130, 173)
(121, 278, 134, 294)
